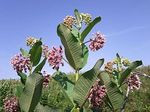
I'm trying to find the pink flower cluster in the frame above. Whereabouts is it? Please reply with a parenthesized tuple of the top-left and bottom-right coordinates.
(3, 96, 20, 112)
(43, 71, 51, 88)
(11, 54, 31, 73)
(63, 16, 75, 29)
(47, 46, 64, 70)
(127, 73, 141, 91)
(89, 32, 105, 51)
(88, 80, 107, 108)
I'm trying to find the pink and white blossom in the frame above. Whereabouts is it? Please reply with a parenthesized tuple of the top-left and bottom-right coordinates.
(88, 80, 107, 108)
(3, 96, 20, 112)
(89, 32, 105, 51)
(47, 46, 63, 70)
(11, 54, 31, 73)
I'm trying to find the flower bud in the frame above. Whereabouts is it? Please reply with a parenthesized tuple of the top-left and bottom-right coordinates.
(26, 37, 39, 47)
(104, 62, 114, 74)
(81, 13, 92, 25)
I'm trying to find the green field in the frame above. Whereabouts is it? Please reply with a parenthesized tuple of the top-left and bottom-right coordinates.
(0, 66, 150, 112)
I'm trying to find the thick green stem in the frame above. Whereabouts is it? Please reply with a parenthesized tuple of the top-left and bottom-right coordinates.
(75, 70, 79, 81)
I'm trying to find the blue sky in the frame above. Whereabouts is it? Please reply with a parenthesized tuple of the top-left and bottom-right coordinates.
(0, 0, 150, 79)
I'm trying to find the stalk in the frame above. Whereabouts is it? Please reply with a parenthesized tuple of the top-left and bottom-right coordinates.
(120, 87, 130, 112)
(75, 70, 79, 81)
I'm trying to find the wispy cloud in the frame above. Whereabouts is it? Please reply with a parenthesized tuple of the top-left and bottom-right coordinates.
(106, 26, 147, 37)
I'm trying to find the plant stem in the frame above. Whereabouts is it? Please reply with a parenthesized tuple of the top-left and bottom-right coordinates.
(75, 70, 79, 81)
(120, 87, 130, 112)
(83, 40, 91, 44)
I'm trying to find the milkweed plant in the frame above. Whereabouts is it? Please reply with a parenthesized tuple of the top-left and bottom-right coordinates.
(3, 9, 149, 112)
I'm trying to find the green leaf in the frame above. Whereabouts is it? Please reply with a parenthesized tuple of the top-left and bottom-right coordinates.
(81, 44, 89, 68)
(15, 85, 24, 97)
(17, 72, 27, 85)
(118, 60, 142, 86)
(81, 17, 101, 42)
(53, 71, 75, 104)
(71, 28, 80, 41)
(73, 59, 104, 107)
(98, 72, 123, 111)
(20, 48, 29, 57)
(29, 41, 42, 66)
(116, 53, 121, 64)
(19, 73, 43, 112)
(33, 58, 47, 73)
(57, 23, 85, 70)
(74, 9, 82, 30)
(35, 103, 62, 112)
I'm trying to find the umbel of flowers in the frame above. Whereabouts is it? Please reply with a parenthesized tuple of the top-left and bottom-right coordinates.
(5, 9, 148, 112)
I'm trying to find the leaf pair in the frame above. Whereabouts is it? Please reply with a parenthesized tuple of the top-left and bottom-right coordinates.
(57, 9, 101, 71)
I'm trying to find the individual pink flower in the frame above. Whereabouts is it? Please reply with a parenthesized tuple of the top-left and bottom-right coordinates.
(11, 54, 31, 73)
(88, 80, 107, 108)
(43, 71, 51, 88)
(89, 32, 105, 51)
(3, 96, 20, 112)
(127, 73, 141, 91)
(47, 46, 64, 70)
(42, 45, 49, 58)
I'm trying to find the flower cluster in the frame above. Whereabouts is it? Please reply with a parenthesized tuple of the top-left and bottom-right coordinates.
(63, 16, 75, 29)
(122, 58, 130, 67)
(104, 62, 114, 74)
(11, 54, 31, 73)
(3, 96, 20, 112)
(47, 46, 64, 70)
(88, 80, 107, 108)
(89, 32, 105, 51)
(127, 73, 141, 91)
(80, 13, 92, 25)
(43, 71, 51, 88)
(26, 37, 39, 47)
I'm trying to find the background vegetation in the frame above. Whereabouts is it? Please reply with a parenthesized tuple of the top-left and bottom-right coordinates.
(0, 66, 150, 112)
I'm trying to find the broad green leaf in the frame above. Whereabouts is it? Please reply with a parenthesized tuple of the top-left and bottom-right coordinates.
(33, 58, 47, 73)
(118, 60, 142, 86)
(20, 48, 29, 57)
(17, 72, 27, 85)
(19, 73, 43, 112)
(71, 28, 80, 41)
(98, 72, 123, 111)
(81, 17, 101, 42)
(73, 59, 104, 107)
(15, 85, 24, 97)
(35, 103, 62, 112)
(29, 41, 42, 66)
(74, 9, 82, 29)
(57, 23, 84, 70)
(81, 44, 89, 68)
(53, 71, 75, 104)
